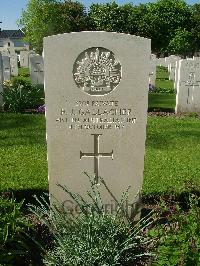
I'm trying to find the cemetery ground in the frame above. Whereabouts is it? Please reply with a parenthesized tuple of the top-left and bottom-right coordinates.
(0, 113, 200, 198)
(1, 112, 200, 265)
(1, 66, 200, 265)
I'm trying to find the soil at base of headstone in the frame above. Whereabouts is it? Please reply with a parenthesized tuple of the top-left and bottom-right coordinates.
(148, 111, 200, 118)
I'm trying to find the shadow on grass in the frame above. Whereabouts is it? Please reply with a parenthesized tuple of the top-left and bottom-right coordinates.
(148, 107, 175, 112)
(0, 112, 45, 131)
(177, 129, 200, 139)
(0, 188, 49, 206)
(146, 116, 200, 149)
(0, 112, 46, 147)
(142, 189, 200, 211)
(148, 93, 176, 110)
(0, 132, 46, 147)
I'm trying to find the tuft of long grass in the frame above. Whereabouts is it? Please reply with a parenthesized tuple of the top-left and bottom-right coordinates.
(29, 174, 156, 266)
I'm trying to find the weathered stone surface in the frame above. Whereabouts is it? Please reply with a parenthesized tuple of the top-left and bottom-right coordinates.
(44, 32, 150, 214)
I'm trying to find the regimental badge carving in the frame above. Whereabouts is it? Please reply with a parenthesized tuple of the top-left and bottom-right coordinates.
(73, 47, 122, 96)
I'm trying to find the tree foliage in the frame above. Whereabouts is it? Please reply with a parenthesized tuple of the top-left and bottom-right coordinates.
(167, 29, 194, 56)
(18, 0, 200, 56)
(140, 0, 192, 53)
(88, 2, 134, 33)
(191, 4, 200, 53)
(18, 0, 87, 54)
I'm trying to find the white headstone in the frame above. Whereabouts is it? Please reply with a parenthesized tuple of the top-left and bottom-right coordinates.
(44, 31, 150, 214)
(176, 59, 200, 113)
(174, 60, 181, 91)
(156, 57, 167, 67)
(166, 55, 181, 81)
(30, 55, 44, 85)
(10, 53, 18, 77)
(20, 51, 30, 68)
(149, 59, 156, 89)
(2, 56, 11, 81)
(169, 62, 176, 81)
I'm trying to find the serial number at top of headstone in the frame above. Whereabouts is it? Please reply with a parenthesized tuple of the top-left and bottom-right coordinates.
(73, 47, 122, 96)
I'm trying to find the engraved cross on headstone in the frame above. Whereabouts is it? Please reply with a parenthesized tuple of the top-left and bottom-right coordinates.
(80, 134, 114, 183)
(182, 72, 200, 104)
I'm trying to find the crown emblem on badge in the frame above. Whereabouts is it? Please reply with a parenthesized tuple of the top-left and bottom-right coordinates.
(73, 47, 122, 96)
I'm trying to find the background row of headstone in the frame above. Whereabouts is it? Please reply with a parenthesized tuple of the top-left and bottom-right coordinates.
(150, 55, 200, 113)
(0, 50, 44, 83)
(1, 46, 199, 114)
(0, 49, 44, 108)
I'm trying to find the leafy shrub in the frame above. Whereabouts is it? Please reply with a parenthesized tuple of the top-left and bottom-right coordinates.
(1, 79, 44, 113)
(0, 196, 32, 265)
(29, 174, 156, 265)
(151, 195, 200, 265)
(12, 76, 31, 88)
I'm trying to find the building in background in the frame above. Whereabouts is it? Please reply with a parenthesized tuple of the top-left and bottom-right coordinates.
(0, 29, 29, 54)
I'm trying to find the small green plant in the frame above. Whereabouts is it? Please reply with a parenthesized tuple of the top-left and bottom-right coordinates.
(150, 195, 200, 266)
(29, 173, 156, 265)
(0, 196, 32, 265)
(1, 79, 44, 113)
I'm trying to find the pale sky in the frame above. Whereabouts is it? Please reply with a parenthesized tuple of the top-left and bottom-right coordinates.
(0, 0, 199, 30)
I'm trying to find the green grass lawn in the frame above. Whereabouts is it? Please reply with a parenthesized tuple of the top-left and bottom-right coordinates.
(148, 93, 176, 112)
(143, 116, 200, 197)
(11, 67, 31, 84)
(18, 67, 30, 77)
(154, 66, 175, 94)
(155, 79, 174, 91)
(156, 66, 169, 80)
(0, 113, 47, 192)
(0, 113, 200, 199)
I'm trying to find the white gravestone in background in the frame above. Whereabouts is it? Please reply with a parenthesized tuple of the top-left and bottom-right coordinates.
(30, 55, 44, 85)
(169, 62, 176, 81)
(20, 51, 29, 68)
(2, 56, 11, 81)
(10, 53, 18, 77)
(174, 60, 180, 91)
(44, 31, 150, 215)
(156, 57, 167, 67)
(149, 55, 156, 89)
(167, 56, 181, 81)
(176, 59, 200, 113)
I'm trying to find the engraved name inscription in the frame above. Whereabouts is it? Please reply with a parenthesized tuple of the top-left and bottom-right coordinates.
(56, 100, 137, 130)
